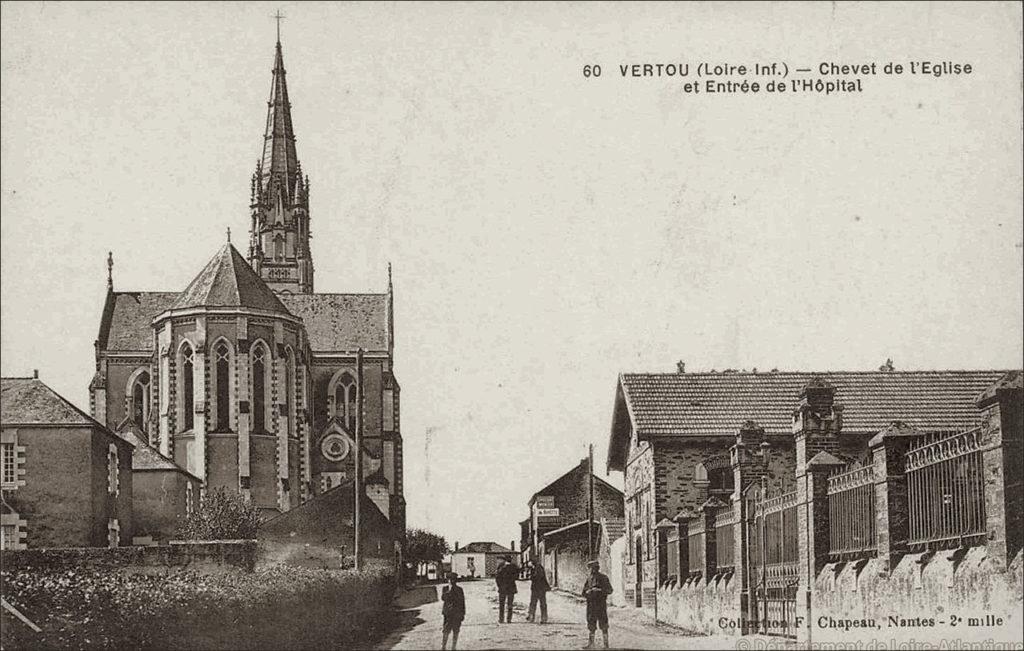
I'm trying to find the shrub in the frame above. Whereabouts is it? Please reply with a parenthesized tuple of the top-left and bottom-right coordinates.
(0, 564, 397, 650)
(176, 487, 262, 541)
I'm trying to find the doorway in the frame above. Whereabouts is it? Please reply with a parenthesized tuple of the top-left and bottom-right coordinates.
(634, 538, 643, 607)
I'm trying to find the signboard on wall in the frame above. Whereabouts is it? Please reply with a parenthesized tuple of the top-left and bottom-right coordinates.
(535, 508, 560, 518)
(535, 496, 555, 509)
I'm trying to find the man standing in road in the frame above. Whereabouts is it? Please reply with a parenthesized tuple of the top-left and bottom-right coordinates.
(495, 555, 519, 623)
(441, 572, 465, 650)
(526, 559, 550, 624)
(581, 559, 613, 649)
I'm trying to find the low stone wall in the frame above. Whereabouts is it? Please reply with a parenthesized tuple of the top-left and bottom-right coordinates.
(810, 548, 1023, 645)
(656, 573, 740, 636)
(0, 540, 257, 575)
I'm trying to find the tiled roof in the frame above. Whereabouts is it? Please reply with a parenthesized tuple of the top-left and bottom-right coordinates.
(457, 542, 513, 554)
(172, 244, 289, 313)
(281, 293, 388, 352)
(102, 292, 178, 351)
(1, 378, 97, 426)
(618, 370, 1009, 439)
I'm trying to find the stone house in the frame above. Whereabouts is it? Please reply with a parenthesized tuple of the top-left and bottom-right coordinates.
(606, 369, 1008, 610)
(448, 541, 515, 578)
(522, 457, 624, 561)
(1, 376, 133, 549)
(114, 427, 200, 544)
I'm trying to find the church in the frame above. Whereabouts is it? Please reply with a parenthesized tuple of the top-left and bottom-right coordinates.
(87, 35, 405, 532)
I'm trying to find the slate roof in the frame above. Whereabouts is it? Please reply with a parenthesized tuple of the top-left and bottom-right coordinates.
(609, 370, 1013, 470)
(99, 291, 388, 354)
(456, 542, 513, 554)
(101, 292, 179, 351)
(172, 244, 290, 313)
(113, 425, 199, 477)
(281, 293, 389, 352)
(1, 378, 97, 426)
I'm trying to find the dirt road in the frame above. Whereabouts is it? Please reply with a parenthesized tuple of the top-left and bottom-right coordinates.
(377, 579, 782, 650)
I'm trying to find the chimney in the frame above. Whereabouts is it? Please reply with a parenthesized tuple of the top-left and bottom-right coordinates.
(510, 541, 515, 552)
(676, 360, 686, 373)
(32, 369, 39, 379)
(454, 542, 459, 552)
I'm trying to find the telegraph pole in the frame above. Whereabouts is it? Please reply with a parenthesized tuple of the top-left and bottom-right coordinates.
(588, 444, 595, 560)
(354, 348, 364, 571)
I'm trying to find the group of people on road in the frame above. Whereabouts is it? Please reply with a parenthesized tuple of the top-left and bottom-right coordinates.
(440, 555, 613, 650)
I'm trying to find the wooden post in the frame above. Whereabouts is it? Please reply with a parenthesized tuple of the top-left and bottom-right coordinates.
(588, 444, 595, 559)
(355, 348, 364, 571)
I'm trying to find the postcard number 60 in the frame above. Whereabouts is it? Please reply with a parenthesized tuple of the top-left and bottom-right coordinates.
(583, 65, 602, 78)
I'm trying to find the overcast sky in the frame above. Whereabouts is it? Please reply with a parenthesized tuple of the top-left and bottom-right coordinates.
(2, 2, 1021, 548)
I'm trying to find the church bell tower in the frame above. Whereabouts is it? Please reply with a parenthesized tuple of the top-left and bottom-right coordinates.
(248, 35, 314, 294)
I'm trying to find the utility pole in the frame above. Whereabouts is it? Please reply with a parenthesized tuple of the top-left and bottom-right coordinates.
(354, 348, 364, 571)
(588, 444, 595, 560)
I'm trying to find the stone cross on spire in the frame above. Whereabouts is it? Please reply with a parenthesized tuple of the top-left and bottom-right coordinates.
(107, 252, 113, 290)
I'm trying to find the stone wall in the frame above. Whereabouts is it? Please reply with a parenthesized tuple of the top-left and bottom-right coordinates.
(810, 549, 1022, 645)
(656, 574, 740, 636)
(0, 540, 257, 575)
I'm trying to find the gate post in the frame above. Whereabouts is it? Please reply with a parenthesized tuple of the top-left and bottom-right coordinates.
(731, 420, 769, 635)
(794, 377, 842, 646)
(869, 421, 920, 575)
(975, 371, 1023, 570)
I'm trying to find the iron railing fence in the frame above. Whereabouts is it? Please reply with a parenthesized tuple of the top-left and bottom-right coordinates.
(687, 518, 705, 577)
(715, 503, 736, 571)
(906, 428, 986, 550)
(827, 462, 877, 558)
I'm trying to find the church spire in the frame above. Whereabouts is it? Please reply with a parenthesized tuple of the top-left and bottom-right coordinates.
(260, 38, 299, 199)
(249, 31, 314, 294)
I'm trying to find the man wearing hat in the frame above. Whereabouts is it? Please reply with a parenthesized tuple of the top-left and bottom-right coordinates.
(581, 559, 613, 649)
(495, 555, 519, 623)
(441, 572, 465, 650)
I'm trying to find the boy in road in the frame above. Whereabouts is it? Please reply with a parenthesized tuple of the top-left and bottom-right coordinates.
(441, 572, 465, 650)
(581, 559, 612, 649)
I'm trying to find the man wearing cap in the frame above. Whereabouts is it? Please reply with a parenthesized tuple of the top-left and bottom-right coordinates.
(495, 555, 519, 623)
(581, 559, 613, 649)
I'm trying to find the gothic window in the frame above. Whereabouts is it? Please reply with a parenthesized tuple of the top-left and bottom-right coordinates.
(185, 481, 195, 517)
(284, 348, 296, 438)
(131, 370, 150, 433)
(252, 343, 269, 433)
(214, 342, 231, 431)
(108, 444, 119, 496)
(274, 234, 285, 260)
(180, 343, 195, 432)
(334, 373, 357, 430)
(108, 519, 120, 548)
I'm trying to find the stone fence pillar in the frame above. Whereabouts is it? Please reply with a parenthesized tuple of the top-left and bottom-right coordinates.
(868, 421, 921, 575)
(976, 371, 1023, 569)
(793, 377, 843, 646)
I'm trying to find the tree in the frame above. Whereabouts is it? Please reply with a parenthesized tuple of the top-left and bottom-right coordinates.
(405, 528, 450, 565)
(177, 487, 262, 540)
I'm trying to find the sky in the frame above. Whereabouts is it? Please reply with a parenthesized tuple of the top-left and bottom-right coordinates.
(2, 2, 1022, 549)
